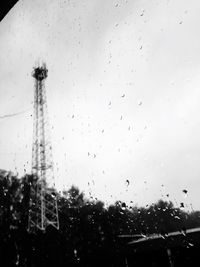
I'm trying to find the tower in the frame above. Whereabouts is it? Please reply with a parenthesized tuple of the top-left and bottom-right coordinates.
(28, 63, 59, 231)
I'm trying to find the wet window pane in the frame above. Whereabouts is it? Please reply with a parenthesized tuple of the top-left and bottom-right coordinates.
(0, 1, 199, 266)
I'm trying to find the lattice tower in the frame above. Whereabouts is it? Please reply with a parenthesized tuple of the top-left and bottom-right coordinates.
(28, 63, 59, 231)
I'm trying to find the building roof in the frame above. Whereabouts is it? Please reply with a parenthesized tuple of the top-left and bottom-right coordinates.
(127, 227, 200, 253)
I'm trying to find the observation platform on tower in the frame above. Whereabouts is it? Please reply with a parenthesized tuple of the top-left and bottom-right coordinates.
(32, 64, 48, 81)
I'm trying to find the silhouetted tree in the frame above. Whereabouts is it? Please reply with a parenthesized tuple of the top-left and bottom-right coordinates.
(1, 170, 200, 266)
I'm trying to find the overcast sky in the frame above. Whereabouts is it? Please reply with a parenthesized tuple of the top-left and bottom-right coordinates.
(0, 0, 200, 209)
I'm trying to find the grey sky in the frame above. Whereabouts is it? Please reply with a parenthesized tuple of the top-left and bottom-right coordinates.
(0, 0, 200, 209)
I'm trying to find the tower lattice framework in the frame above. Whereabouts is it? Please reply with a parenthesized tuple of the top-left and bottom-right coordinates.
(28, 63, 59, 231)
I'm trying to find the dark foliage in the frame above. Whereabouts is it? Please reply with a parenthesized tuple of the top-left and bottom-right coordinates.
(0, 171, 200, 266)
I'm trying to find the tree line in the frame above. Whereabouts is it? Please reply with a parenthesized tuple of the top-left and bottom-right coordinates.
(0, 171, 200, 266)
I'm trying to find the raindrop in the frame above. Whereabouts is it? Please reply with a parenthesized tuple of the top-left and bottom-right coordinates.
(121, 94, 125, 98)
(138, 101, 142, 106)
(180, 228, 186, 236)
(182, 189, 188, 195)
(141, 233, 147, 238)
(160, 234, 166, 240)
(125, 179, 130, 186)
(122, 202, 126, 208)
